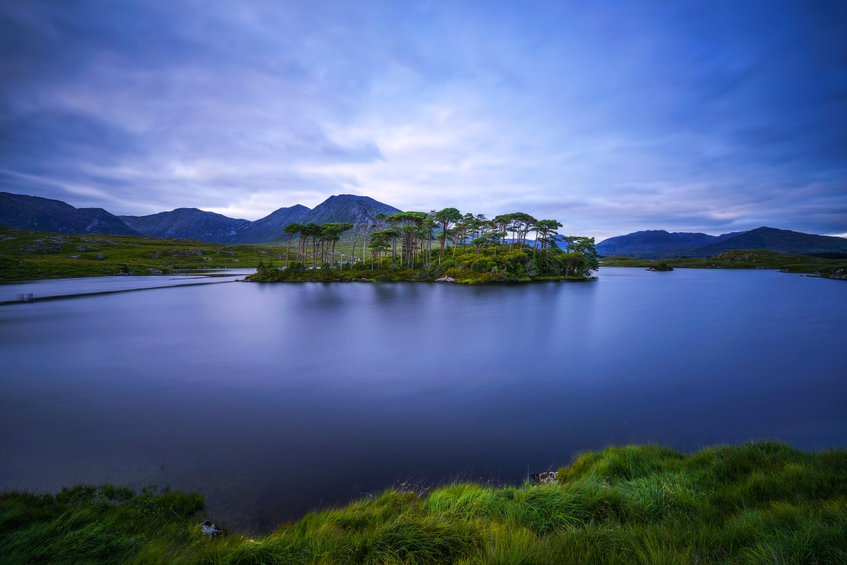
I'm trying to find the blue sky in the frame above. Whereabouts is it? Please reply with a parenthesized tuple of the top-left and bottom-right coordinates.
(1, 0, 845, 239)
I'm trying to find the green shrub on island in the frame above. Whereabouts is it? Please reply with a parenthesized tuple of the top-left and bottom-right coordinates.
(2, 442, 846, 564)
(248, 246, 596, 284)
(249, 242, 599, 284)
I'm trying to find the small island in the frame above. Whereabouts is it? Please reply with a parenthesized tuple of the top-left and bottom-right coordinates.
(646, 261, 674, 271)
(246, 209, 599, 284)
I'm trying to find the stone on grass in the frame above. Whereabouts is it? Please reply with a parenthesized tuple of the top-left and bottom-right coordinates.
(531, 471, 558, 485)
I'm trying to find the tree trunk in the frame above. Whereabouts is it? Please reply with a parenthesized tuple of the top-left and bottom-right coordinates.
(350, 233, 359, 270)
(285, 234, 291, 266)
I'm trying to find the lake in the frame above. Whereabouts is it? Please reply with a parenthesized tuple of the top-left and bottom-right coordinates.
(1, 267, 845, 532)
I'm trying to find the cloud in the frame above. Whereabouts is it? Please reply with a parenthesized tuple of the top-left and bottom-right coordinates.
(0, 0, 845, 237)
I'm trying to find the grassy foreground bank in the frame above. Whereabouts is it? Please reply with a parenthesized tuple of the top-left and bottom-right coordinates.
(2, 442, 846, 564)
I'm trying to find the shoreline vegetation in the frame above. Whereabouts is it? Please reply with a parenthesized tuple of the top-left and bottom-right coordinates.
(602, 250, 847, 280)
(0, 208, 603, 284)
(245, 242, 598, 285)
(3, 221, 846, 283)
(2, 442, 845, 563)
(0, 226, 284, 281)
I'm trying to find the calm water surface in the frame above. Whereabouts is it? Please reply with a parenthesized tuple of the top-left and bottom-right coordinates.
(1, 268, 845, 532)
(0, 268, 254, 302)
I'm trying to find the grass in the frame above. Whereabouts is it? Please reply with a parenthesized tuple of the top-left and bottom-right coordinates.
(0, 226, 286, 281)
(601, 249, 847, 280)
(0, 485, 204, 565)
(2, 442, 846, 563)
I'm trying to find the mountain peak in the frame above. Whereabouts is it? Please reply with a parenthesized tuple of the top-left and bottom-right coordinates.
(329, 194, 367, 199)
(300, 195, 402, 227)
(597, 229, 718, 255)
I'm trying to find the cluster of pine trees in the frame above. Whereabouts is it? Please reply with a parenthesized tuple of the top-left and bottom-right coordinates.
(364, 210, 567, 269)
(281, 221, 353, 268)
(259, 208, 598, 282)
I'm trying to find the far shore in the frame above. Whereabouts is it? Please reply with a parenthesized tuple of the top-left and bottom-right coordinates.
(601, 249, 847, 280)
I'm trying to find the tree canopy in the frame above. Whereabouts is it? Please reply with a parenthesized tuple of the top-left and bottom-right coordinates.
(264, 206, 598, 283)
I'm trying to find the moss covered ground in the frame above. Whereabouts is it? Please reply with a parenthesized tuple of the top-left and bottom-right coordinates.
(2, 442, 845, 564)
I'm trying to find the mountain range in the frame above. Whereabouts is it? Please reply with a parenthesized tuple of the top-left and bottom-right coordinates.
(0, 192, 400, 244)
(0, 192, 142, 236)
(596, 227, 847, 257)
(118, 205, 310, 244)
(3, 191, 846, 256)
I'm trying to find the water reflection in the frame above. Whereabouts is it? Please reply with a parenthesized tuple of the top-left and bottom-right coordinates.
(1, 269, 845, 532)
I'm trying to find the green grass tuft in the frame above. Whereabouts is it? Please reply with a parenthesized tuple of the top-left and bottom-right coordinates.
(2, 442, 846, 563)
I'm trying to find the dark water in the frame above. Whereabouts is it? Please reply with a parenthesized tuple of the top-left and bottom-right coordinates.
(1, 268, 845, 532)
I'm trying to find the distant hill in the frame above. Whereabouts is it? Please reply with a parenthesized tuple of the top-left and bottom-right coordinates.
(596, 230, 739, 256)
(598, 226, 847, 258)
(120, 204, 310, 244)
(120, 195, 398, 243)
(299, 194, 402, 228)
(233, 205, 310, 243)
(0, 192, 141, 236)
(1, 191, 401, 244)
(659, 227, 847, 258)
(120, 208, 253, 243)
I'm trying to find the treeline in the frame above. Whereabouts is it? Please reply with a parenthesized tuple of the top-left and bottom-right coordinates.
(282, 210, 592, 265)
(253, 208, 599, 283)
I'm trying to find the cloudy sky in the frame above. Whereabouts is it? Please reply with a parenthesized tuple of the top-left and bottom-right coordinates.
(1, 1, 845, 239)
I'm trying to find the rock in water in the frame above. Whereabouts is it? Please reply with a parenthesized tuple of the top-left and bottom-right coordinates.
(198, 520, 223, 537)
